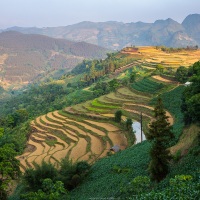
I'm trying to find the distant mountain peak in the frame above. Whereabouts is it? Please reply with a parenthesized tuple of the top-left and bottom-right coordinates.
(3, 13, 200, 49)
(182, 14, 200, 22)
(182, 14, 200, 44)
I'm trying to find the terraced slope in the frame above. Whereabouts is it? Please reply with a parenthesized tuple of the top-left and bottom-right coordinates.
(122, 46, 200, 68)
(17, 83, 175, 172)
(71, 85, 175, 128)
(17, 110, 128, 172)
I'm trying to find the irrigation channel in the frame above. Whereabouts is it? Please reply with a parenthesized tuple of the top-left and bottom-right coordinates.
(132, 122, 146, 143)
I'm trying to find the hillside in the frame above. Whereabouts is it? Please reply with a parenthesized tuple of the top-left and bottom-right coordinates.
(0, 31, 107, 88)
(4, 14, 200, 50)
(121, 46, 200, 68)
(2, 48, 199, 199)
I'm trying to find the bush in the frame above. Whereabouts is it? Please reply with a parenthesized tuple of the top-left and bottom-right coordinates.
(119, 176, 151, 198)
(20, 178, 69, 200)
(115, 110, 122, 123)
(23, 162, 58, 191)
(58, 159, 90, 190)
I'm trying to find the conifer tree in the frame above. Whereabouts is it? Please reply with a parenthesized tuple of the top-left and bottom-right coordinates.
(146, 97, 173, 182)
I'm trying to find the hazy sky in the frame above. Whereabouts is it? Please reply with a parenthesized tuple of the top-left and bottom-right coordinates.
(0, 0, 199, 28)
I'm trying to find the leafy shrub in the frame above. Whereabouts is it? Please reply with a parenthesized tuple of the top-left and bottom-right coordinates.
(135, 175, 200, 199)
(112, 165, 131, 174)
(119, 176, 151, 198)
(173, 150, 181, 163)
(21, 178, 69, 200)
(58, 159, 90, 190)
(115, 110, 122, 123)
(23, 162, 58, 191)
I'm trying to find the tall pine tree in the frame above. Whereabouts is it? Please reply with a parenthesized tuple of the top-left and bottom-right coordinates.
(146, 97, 173, 182)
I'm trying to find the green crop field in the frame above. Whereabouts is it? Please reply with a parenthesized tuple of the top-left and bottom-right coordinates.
(132, 77, 165, 94)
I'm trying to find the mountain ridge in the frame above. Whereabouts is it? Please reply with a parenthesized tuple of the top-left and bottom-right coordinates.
(3, 14, 200, 50)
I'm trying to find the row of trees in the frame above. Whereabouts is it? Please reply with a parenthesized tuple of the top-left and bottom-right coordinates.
(156, 45, 198, 53)
(70, 53, 135, 85)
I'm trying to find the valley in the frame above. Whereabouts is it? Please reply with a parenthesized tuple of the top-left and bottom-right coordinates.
(0, 2, 200, 199)
(0, 45, 199, 199)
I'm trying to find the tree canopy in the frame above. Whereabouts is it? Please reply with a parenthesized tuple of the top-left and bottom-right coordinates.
(181, 61, 200, 124)
(146, 97, 173, 182)
(0, 144, 20, 199)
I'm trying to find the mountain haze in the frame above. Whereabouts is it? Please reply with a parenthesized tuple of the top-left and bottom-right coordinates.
(0, 31, 107, 86)
(182, 14, 200, 45)
(5, 14, 200, 50)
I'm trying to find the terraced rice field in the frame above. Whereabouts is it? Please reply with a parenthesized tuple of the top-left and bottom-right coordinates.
(122, 46, 200, 68)
(17, 84, 175, 172)
(17, 108, 128, 172)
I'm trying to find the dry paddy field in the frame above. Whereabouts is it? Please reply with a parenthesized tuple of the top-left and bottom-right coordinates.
(18, 84, 175, 172)
(17, 108, 129, 172)
(123, 46, 200, 68)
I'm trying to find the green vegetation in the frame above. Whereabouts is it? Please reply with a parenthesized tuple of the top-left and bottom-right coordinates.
(0, 144, 20, 200)
(91, 98, 120, 109)
(45, 138, 57, 146)
(156, 45, 198, 53)
(146, 97, 173, 182)
(0, 50, 199, 199)
(70, 141, 151, 199)
(181, 61, 200, 124)
(21, 178, 69, 200)
(13, 160, 90, 199)
(126, 118, 133, 131)
(114, 110, 122, 123)
(132, 77, 165, 94)
(175, 66, 188, 83)
(135, 174, 200, 199)
(154, 86, 185, 142)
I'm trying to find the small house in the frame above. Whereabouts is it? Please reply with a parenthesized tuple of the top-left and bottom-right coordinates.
(184, 81, 192, 86)
(110, 145, 120, 153)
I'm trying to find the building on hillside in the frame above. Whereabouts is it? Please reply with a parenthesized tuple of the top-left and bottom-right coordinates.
(110, 145, 120, 153)
(184, 81, 192, 86)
